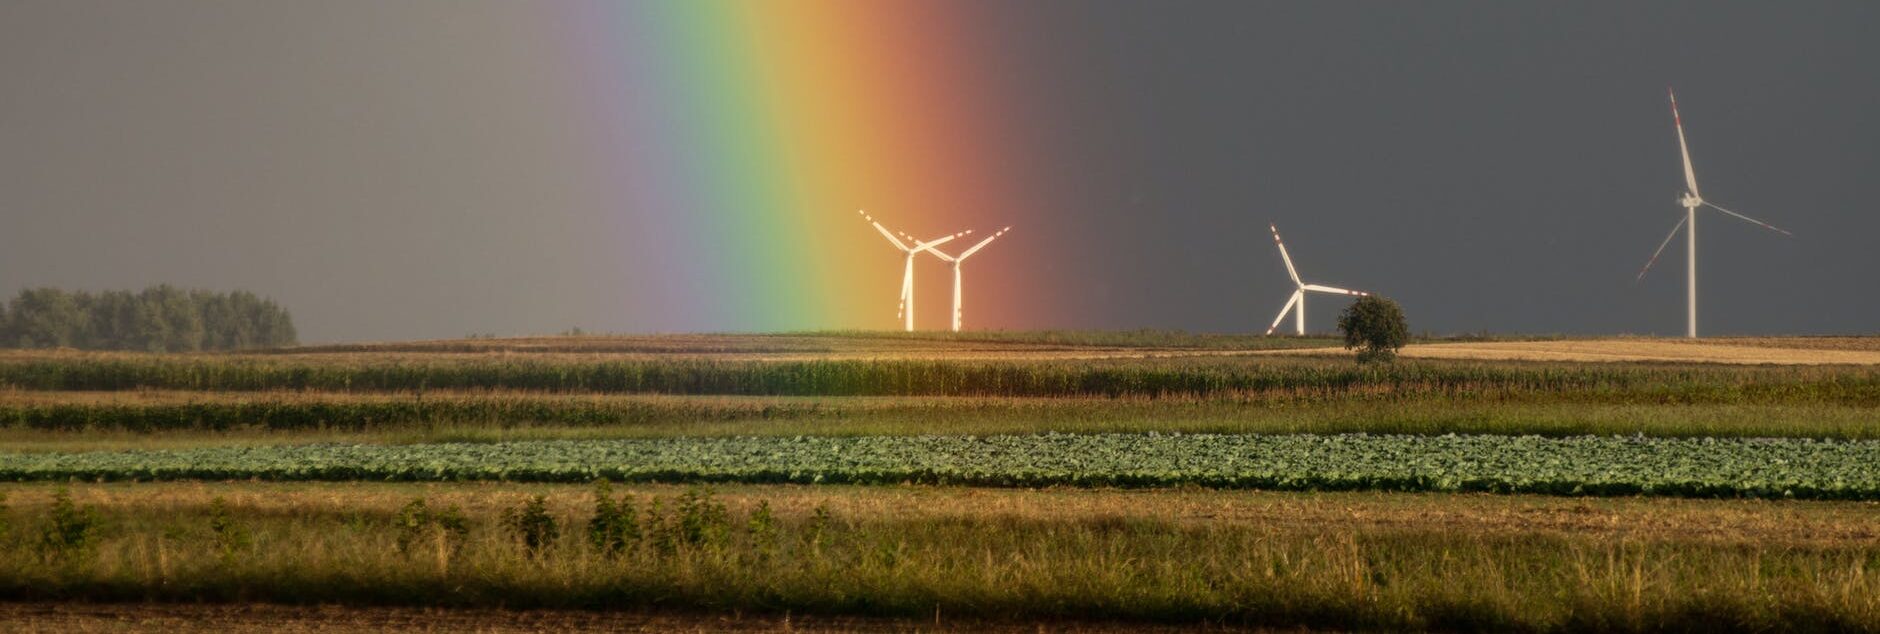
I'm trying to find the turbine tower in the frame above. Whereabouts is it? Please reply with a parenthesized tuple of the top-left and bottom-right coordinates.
(924, 226, 1012, 332)
(1636, 89, 1791, 338)
(1263, 224, 1369, 336)
(860, 210, 965, 332)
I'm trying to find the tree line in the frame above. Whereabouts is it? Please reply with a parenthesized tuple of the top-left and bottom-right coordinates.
(0, 286, 297, 352)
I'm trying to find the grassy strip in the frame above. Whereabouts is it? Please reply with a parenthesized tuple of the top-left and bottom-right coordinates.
(3, 355, 1878, 401)
(792, 329, 1352, 349)
(7, 433, 1880, 499)
(3, 392, 1879, 451)
(275, 330, 1351, 354)
(1, 483, 1877, 633)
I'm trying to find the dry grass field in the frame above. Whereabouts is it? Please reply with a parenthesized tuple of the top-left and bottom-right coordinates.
(0, 603, 1252, 634)
(1394, 339, 1880, 365)
(5, 483, 1880, 632)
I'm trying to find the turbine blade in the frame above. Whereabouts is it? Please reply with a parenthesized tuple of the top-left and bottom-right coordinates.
(1264, 290, 1302, 336)
(1303, 284, 1366, 296)
(909, 233, 960, 254)
(926, 247, 957, 263)
(1636, 213, 1689, 282)
(862, 212, 910, 252)
(1670, 89, 1701, 198)
(1703, 201, 1792, 236)
(1269, 224, 1302, 286)
(959, 227, 1011, 260)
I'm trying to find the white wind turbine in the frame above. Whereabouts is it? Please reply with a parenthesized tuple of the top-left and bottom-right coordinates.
(924, 226, 1012, 332)
(859, 210, 966, 331)
(1636, 89, 1791, 338)
(1263, 224, 1369, 336)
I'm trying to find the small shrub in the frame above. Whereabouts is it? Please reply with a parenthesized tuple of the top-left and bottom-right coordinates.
(675, 488, 730, 550)
(805, 501, 834, 551)
(395, 498, 430, 554)
(38, 489, 100, 561)
(500, 494, 559, 558)
(0, 492, 9, 538)
(1337, 295, 1409, 363)
(585, 481, 639, 558)
(207, 497, 252, 558)
(646, 497, 675, 556)
(432, 504, 470, 544)
(396, 497, 471, 556)
(747, 500, 777, 559)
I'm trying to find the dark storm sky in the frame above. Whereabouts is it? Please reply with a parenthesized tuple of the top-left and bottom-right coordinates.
(2, 1, 1875, 342)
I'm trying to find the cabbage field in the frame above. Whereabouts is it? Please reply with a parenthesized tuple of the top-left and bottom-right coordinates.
(8, 432, 1880, 500)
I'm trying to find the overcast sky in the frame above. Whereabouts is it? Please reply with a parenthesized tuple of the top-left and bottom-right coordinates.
(3, 1, 1875, 342)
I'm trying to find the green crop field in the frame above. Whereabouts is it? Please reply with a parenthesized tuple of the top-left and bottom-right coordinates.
(3, 333, 1880, 632)
(8, 434, 1880, 499)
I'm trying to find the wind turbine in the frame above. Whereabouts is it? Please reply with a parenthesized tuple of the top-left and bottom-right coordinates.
(1263, 224, 1369, 336)
(1636, 89, 1791, 338)
(859, 210, 965, 331)
(924, 226, 1012, 332)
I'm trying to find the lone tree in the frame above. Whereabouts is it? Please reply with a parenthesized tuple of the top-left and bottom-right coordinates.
(1337, 295, 1407, 363)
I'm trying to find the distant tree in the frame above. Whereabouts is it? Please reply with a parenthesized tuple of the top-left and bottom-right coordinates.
(0, 286, 295, 352)
(86, 291, 138, 350)
(142, 285, 204, 352)
(248, 294, 296, 348)
(5, 288, 84, 348)
(1337, 295, 1408, 363)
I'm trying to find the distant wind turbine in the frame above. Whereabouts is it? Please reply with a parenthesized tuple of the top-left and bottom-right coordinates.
(1636, 89, 1792, 338)
(860, 210, 965, 332)
(924, 226, 1013, 332)
(1263, 224, 1369, 336)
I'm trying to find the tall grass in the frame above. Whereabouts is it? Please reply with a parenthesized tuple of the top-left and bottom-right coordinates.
(3, 355, 1876, 402)
(1, 484, 1877, 632)
(5, 394, 1878, 443)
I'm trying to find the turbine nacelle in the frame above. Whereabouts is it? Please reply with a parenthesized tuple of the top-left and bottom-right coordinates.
(1679, 193, 1703, 209)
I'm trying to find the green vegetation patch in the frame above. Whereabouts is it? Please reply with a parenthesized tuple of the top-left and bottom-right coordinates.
(6, 484, 1878, 632)
(5, 355, 1878, 402)
(8, 433, 1880, 499)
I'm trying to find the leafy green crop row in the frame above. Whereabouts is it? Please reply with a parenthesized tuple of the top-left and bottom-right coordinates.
(7, 433, 1880, 500)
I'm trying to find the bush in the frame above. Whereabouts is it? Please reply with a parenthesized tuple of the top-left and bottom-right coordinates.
(207, 497, 252, 559)
(586, 482, 640, 557)
(396, 498, 469, 557)
(675, 488, 730, 550)
(38, 490, 100, 561)
(1337, 295, 1408, 363)
(501, 495, 559, 558)
(747, 500, 777, 559)
(805, 502, 834, 552)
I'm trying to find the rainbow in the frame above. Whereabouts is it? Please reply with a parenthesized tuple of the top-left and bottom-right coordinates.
(557, 1, 1045, 332)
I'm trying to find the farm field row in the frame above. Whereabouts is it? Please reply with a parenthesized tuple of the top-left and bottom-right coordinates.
(4, 352, 1877, 400)
(2, 482, 1878, 632)
(2, 391, 1877, 453)
(1394, 339, 1880, 365)
(8, 433, 1880, 499)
